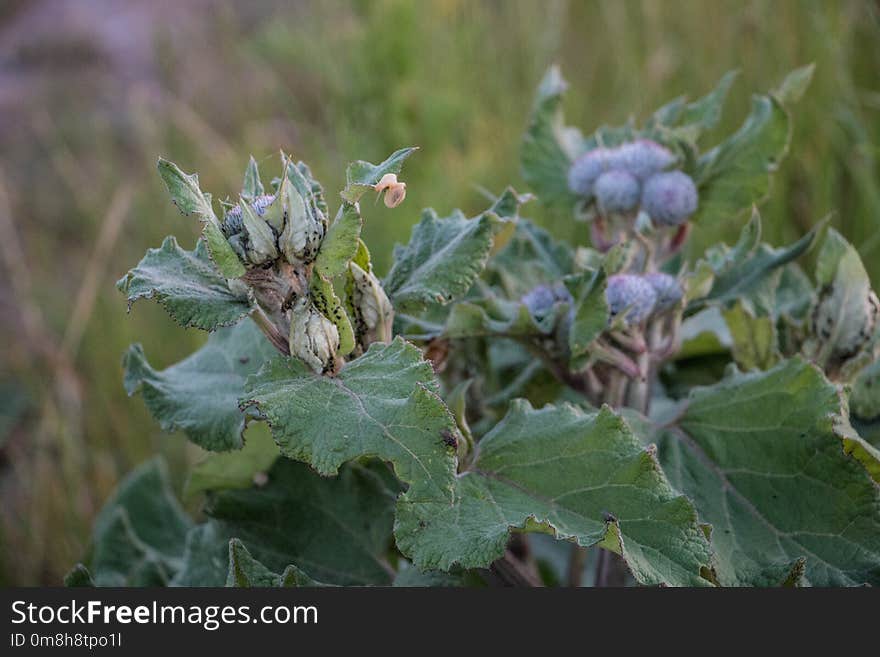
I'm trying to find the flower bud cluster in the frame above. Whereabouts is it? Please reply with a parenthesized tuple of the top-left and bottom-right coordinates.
(605, 272, 682, 326)
(567, 139, 698, 226)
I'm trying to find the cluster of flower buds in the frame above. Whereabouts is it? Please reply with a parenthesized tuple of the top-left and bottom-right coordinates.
(221, 159, 327, 268)
(605, 272, 683, 326)
(567, 139, 698, 227)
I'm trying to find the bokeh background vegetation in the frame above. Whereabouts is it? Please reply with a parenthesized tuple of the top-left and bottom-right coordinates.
(1, 0, 878, 585)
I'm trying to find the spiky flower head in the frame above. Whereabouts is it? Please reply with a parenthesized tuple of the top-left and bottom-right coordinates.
(644, 272, 684, 312)
(594, 169, 641, 214)
(521, 282, 574, 320)
(567, 148, 616, 197)
(641, 171, 698, 226)
(614, 139, 676, 180)
(605, 274, 657, 325)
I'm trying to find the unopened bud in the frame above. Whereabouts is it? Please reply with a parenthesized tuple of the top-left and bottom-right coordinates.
(641, 171, 698, 226)
(644, 272, 684, 312)
(279, 185, 325, 264)
(289, 297, 340, 374)
(349, 262, 394, 345)
(605, 274, 657, 326)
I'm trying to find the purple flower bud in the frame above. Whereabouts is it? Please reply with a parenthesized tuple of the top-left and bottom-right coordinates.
(521, 282, 574, 319)
(605, 274, 657, 325)
(642, 171, 698, 226)
(222, 194, 275, 236)
(644, 272, 683, 311)
(615, 140, 676, 180)
(594, 170, 640, 213)
(567, 148, 615, 197)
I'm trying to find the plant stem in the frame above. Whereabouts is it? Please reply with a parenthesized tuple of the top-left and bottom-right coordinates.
(490, 550, 544, 587)
(251, 306, 290, 355)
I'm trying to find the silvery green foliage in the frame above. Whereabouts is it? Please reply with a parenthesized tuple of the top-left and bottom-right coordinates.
(605, 274, 657, 325)
(74, 64, 880, 590)
(641, 171, 698, 226)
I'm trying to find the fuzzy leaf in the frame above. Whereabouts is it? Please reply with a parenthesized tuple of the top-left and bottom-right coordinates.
(520, 66, 584, 215)
(384, 208, 505, 311)
(123, 321, 278, 451)
(341, 147, 418, 203)
(242, 156, 264, 198)
(676, 70, 739, 135)
(657, 359, 880, 586)
(157, 158, 246, 278)
(722, 301, 780, 371)
(89, 458, 192, 586)
(226, 539, 326, 587)
(315, 201, 363, 279)
(565, 268, 608, 368)
(184, 425, 280, 499)
(117, 236, 252, 331)
(310, 273, 356, 356)
(692, 68, 810, 223)
(204, 459, 401, 586)
(396, 401, 715, 586)
(488, 220, 575, 298)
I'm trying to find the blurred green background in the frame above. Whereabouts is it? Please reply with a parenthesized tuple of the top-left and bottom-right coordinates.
(1, 0, 878, 585)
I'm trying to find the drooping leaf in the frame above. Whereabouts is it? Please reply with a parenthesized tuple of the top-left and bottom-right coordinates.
(722, 301, 780, 371)
(520, 66, 584, 215)
(396, 401, 715, 587)
(157, 158, 246, 278)
(117, 236, 252, 331)
(184, 425, 280, 499)
(205, 459, 402, 586)
(384, 208, 505, 311)
(314, 201, 363, 279)
(656, 359, 880, 586)
(341, 147, 418, 203)
(89, 458, 192, 586)
(123, 321, 278, 451)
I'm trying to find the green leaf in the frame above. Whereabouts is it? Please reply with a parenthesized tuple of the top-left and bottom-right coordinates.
(676, 70, 739, 135)
(656, 359, 880, 586)
(242, 155, 265, 198)
(722, 301, 780, 371)
(314, 202, 363, 279)
(384, 208, 505, 311)
(520, 66, 584, 215)
(487, 220, 574, 298)
(123, 321, 278, 451)
(117, 236, 252, 331)
(226, 539, 327, 587)
(693, 69, 806, 223)
(341, 147, 418, 203)
(773, 64, 815, 106)
(242, 338, 458, 484)
(851, 359, 880, 421)
(64, 564, 95, 587)
(205, 459, 402, 585)
(691, 211, 818, 315)
(89, 457, 192, 586)
(184, 425, 280, 499)
(396, 401, 715, 586)
(169, 523, 231, 586)
(444, 297, 554, 340)
(565, 269, 608, 368)
(157, 158, 245, 278)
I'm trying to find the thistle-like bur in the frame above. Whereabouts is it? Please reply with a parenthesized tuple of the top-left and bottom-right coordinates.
(289, 297, 341, 374)
(521, 282, 573, 320)
(641, 171, 698, 226)
(644, 272, 684, 312)
(605, 274, 657, 326)
(594, 170, 640, 214)
(348, 262, 394, 348)
(567, 139, 675, 199)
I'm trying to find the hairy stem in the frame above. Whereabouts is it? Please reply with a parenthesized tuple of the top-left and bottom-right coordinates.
(251, 306, 290, 355)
